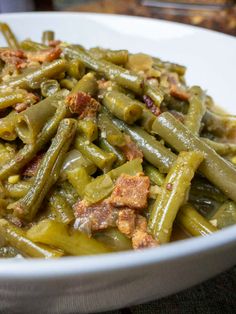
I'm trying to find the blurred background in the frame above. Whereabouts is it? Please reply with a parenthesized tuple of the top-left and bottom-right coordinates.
(0, 0, 235, 35)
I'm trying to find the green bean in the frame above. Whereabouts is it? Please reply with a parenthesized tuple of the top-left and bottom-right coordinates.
(0, 219, 63, 258)
(143, 163, 165, 186)
(0, 90, 29, 110)
(102, 91, 143, 124)
(94, 228, 132, 251)
(4, 180, 31, 199)
(163, 93, 188, 114)
(0, 59, 67, 90)
(74, 134, 116, 172)
(113, 118, 176, 173)
(40, 79, 60, 97)
(0, 110, 18, 141)
(20, 40, 47, 51)
(42, 30, 54, 45)
(0, 246, 20, 258)
(201, 138, 236, 155)
(77, 118, 98, 142)
(98, 112, 125, 146)
(211, 201, 236, 229)
(67, 167, 91, 198)
(153, 57, 186, 76)
(149, 151, 204, 244)
(56, 181, 78, 206)
(0, 143, 16, 166)
(177, 204, 218, 237)
(89, 47, 128, 65)
(138, 105, 156, 132)
(61, 149, 96, 178)
(144, 84, 164, 107)
(152, 112, 236, 202)
(71, 72, 98, 96)
(47, 191, 74, 225)
(27, 219, 112, 255)
(16, 89, 67, 144)
(0, 23, 19, 49)
(67, 59, 85, 80)
(59, 78, 76, 90)
(9, 118, 77, 221)
(0, 99, 69, 181)
(99, 138, 126, 167)
(63, 45, 144, 94)
(184, 86, 206, 135)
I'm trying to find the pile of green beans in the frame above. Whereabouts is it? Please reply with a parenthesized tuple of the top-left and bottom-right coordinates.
(0, 23, 235, 259)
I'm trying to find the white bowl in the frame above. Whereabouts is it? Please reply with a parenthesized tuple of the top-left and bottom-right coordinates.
(0, 12, 236, 314)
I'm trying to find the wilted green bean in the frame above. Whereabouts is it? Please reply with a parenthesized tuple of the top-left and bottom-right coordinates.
(40, 79, 60, 97)
(211, 201, 236, 229)
(20, 39, 47, 51)
(77, 118, 98, 142)
(67, 59, 85, 80)
(143, 163, 165, 186)
(9, 119, 77, 221)
(144, 83, 164, 107)
(152, 112, 236, 202)
(42, 30, 54, 45)
(99, 138, 126, 167)
(4, 180, 31, 199)
(67, 167, 91, 198)
(0, 218, 63, 258)
(89, 47, 128, 65)
(0, 90, 29, 110)
(94, 228, 132, 251)
(201, 138, 236, 156)
(0, 23, 19, 49)
(149, 151, 204, 244)
(0, 110, 18, 141)
(71, 72, 98, 96)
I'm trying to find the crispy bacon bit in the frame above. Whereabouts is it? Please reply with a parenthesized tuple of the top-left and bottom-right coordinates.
(48, 40, 61, 47)
(74, 200, 118, 235)
(0, 48, 27, 69)
(65, 91, 100, 119)
(25, 47, 61, 63)
(116, 208, 136, 238)
(120, 135, 143, 161)
(170, 85, 189, 101)
(110, 174, 150, 210)
(132, 215, 158, 249)
(22, 153, 44, 177)
(143, 95, 161, 116)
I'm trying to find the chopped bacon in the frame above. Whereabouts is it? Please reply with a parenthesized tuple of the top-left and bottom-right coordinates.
(0, 48, 27, 69)
(22, 153, 44, 177)
(132, 215, 158, 249)
(48, 40, 61, 47)
(110, 174, 150, 210)
(120, 135, 143, 161)
(65, 91, 100, 119)
(170, 85, 189, 101)
(143, 95, 161, 116)
(116, 208, 136, 238)
(74, 200, 118, 235)
(25, 47, 61, 63)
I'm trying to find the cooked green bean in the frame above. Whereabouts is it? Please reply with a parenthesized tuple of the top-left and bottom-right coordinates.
(94, 228, 132, 251)
(211, 201, 236, 229)
(98, 112, 125, 146)
(143, 163, 165, 186)
(153, 57, 186, 76)
(67, 59, 85, 80)
(0, 23, 19, 49)
(9, 119, 77, 221)
(60, 77, 76, 90)
(113, 118, 176, 173)
(77, 118, 98, 142)
(149, 151, 204, 243)
(177, 204, 218, 237)
(144, 84, 164, 107)
(71, 72, 98, 96)
(27, 219, 112, 255)
(20, 40, 47, 51)
(67, 167, 91, 198)
(0, 219, 63, 258)
(16, 89, 67, 144)
(0, 90, 29, 110)
(89, 47, 128, 65)
(74, 134, 116, 172)
(63, 45, 144, 94)
(42, 30, 54, 45)
(4, 180, 31, 199)
(184, 86, 206, 135)
(201, 138, 236, 155)
(0, 110, 18, 141)
(153, 112, 236, 202)
(0, 59, 67, 90)
(99, 138, 126, 167)
(40, 79, 60, 97)
(0, 99, 69, 180)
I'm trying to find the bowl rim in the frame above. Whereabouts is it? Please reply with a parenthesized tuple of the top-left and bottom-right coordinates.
(0, 12, 235, 280)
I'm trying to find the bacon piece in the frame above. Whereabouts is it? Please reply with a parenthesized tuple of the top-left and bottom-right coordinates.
(132, 215, 158, 249)
(143, 95, 161, 116)
(48, 40, 61, 47)
(25, 47, 61, 63)
(170, 85, 189, 101)
(116, 208, 136, 238)
(110, 174, 150, 210)
(22, 153, 44, 177)
(0, 48, 27, 69)
(74, 200, 118, 235)
(65, 91, 100, 119)
(13, 92, 39, 113)
(120, 135, 143, 161)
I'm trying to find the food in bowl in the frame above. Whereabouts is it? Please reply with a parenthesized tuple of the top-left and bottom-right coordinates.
(0, 22, 235, 259)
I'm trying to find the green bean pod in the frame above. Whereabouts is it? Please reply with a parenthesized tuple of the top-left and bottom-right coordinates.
(40, 79, 60, 97)
(42, 30, 54, 45)
(72, 72, 98, 96)
(113, 118, 176, 173)
(99, 138, 126, 167)
(10, 118, 77, 221)
(0, 23, 19, 49)
(4, 180, 31, 199)
(152, 112, 236, 202)
(0, 110, 18, 141)
(0, 90, 29, 110)
(20, 40, 47, 51)
(102, 91, 143, 124)
(27, 219, 112, 255)
(67, 167, 91, 198)
(77, 118, 98, 142)
(177, 204, 218, 237)
(67, 59, 85, 80)
(201, 138, 236, 156)
(89, 47, 128, 65)
(143, 163, 165, 186)
(0, 219, 63, 258)
(94, 228, 132, 251)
